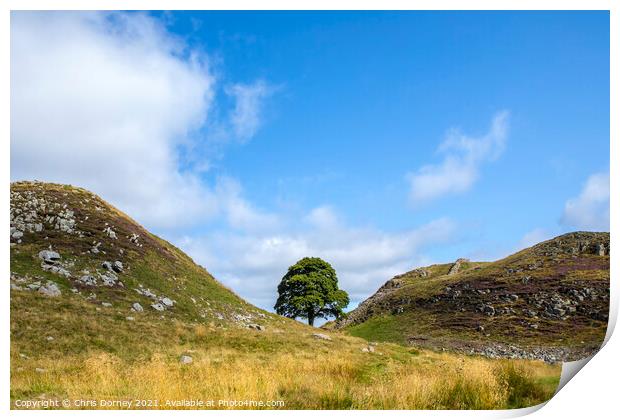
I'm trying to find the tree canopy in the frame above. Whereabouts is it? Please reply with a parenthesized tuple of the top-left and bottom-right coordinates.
(274, 257, 349, 326)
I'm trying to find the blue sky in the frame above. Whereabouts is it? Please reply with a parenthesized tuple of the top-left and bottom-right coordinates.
(11, 11, 610, 314)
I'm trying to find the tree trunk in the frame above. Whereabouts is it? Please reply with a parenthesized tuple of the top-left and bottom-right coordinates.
(308, 312, 315, 326)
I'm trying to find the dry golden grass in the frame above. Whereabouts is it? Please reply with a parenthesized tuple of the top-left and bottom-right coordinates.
(11, 341, 559, 410)
(10, 284, 560, 410)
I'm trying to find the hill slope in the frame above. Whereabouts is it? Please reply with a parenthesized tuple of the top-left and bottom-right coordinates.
(10, 181, 270, 328)
(330, 232, 610, 362)
(10, 181, 562, 409)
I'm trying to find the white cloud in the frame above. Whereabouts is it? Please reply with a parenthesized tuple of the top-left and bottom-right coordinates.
(407, 111, 509, 204)
(215, 177, 281, 232)
(561, 172, 610, 231)
(10, 12, 217, 229)
(304, 206, 340, 230)
(178, 212, 456, 310)
(10, 12, 273, 230)
(226, 80, 273, 141)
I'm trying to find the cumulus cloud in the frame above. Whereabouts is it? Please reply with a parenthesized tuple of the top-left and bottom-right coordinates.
(407, 111, 509, 204)
(561, 172, 610, 231)
(178, 212, 456, 310)
(10, 12, 272, 230)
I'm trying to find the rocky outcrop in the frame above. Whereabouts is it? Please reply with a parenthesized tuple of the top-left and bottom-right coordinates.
(334, 267, 433, 329)
(38, 281, 61, 297)
(448, 258, 469, 275)
(333, 231, 609, 362)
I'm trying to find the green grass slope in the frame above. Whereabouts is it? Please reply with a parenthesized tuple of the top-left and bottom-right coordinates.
(331, 232, 609, 362)
(10, 181, 270, 325)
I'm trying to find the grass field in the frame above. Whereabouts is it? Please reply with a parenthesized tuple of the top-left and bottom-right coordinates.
(11, 288, 560, 410)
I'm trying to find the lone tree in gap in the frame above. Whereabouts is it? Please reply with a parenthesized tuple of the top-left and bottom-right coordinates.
(274, 257, 349, 326)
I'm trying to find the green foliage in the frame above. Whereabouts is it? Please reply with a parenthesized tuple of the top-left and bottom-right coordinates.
(275, 257, 349, 326)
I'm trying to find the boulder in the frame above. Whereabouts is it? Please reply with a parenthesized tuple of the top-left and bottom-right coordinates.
(179, 355, 193, 364)
(132, 302, 144, 312)
(78, 275, 98, 286)
(151, 303, 165, 311)
(38, 281, 61, 297)
(100, 272, 118, 286)
(38, 250, 60, 265)
(112, 261, 124, 273)
(160, 297, 174, 307)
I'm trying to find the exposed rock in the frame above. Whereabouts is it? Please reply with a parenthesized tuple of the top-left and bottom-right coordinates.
(151, 303, 165, 311)
(312, 333, 332, 341)
(38, 250, 60, 264)
(129, 233, 141, 246)
(477, 304, 495, 317)
(160, 297, 174, 307)
(101, 261, 113, 271)
(247, 323, 265, 331)
(99, 272, 118, 287)
(179, 355, 193, 364)
(38, 281, 61, 297)
(103, 226, 117, 239)
(101, 302, 112, 307)
(112, 261, 124, 273)
(78, 275, 98, 287)
(126, 316, 135, 321)
(132, 302, 144, 312)
(41, 264, 71, 277)
(448, 258, 470, 275)
(135, 287, 157, 299)
(27, 282, 41, 291)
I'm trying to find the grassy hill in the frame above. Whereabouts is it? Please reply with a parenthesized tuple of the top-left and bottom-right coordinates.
(330, 232, 609, 362)
(10, 181, 562, 409)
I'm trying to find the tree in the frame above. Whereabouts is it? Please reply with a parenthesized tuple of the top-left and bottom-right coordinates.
(274, 257, 349, 326)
